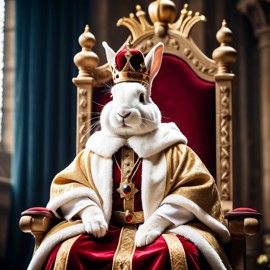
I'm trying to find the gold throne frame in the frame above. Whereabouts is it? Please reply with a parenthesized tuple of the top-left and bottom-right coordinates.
(73, 2, 235, 212)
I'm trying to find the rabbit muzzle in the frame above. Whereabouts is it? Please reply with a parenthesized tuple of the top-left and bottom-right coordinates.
(117, 106, 132, 120)
(115, 107, 140, 128)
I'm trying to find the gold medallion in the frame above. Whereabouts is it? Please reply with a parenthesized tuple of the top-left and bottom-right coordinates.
(117, 179, 139, 200)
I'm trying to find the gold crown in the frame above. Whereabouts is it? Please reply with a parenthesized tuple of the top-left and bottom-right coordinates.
(112, 43, 150, 85)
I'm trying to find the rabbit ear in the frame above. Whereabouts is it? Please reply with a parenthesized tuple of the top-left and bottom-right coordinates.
(145, 42, 164, 84)
(102, 41, 116, 67)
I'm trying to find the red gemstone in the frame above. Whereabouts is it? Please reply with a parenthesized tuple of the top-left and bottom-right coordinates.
(122, 185, 131, 195)
(127, 72, 131, 77)
(126, 214, 133, 222)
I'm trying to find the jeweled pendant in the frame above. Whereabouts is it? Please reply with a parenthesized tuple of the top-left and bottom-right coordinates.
(117, 180, 138, 200)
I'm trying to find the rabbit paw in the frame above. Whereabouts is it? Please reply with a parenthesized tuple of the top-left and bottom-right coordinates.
(135, 214, 173, 247)
(78, 206, 108, 238)
(135, 227, 161, 247)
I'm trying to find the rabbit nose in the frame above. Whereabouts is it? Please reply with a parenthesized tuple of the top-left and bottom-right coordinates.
(117, 106, 131, 119)
(118, 111, 131, 119)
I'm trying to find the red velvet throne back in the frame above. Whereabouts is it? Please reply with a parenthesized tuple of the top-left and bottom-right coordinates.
(152, 55, 216, 177)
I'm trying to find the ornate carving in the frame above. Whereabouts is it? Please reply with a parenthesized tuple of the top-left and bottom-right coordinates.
(219, 86, 231, 201)
(117, 2, 205, 40)
(171, 4, 206, 38)
(116, 1, 216, 81)
(117, 6, 154, 40)
(212, 20, 235, 206)
(183, 48, 215, 75)
(78, 87, 89, 149)
(130, 34, 216, 79)
(169, 38, 180, 50)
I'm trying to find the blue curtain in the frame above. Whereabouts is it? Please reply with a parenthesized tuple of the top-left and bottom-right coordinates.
(6, 0, 92, 269)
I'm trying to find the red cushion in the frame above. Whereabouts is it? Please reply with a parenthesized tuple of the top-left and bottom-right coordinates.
(225, 207, 262, 220)
(21, 207, 56, 218)
(231, 207, 257, 213)
(26, 207, 52, 213)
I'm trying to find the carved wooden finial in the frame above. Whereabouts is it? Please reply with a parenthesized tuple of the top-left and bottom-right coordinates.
(73, 25, 99, 77)
(148, 0, 177, 37)
(148, 0, 177, 24)
(212, 20, 237, 74)
(216, 20, 233, 45)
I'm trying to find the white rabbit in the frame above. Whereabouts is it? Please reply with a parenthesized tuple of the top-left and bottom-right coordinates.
(76, 42, 175, 245)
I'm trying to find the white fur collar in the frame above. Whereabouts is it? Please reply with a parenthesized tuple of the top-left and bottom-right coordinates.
(86, 122, 187, 158)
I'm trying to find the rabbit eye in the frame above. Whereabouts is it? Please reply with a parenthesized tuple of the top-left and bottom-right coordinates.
(139, 93, 145, 104)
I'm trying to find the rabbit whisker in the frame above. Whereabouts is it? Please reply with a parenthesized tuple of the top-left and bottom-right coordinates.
(90, 112, 101, 116)
(101, 81, 114, 90)
(138, 121, 152, 133)
(90, 116, 101, 121)
(81, 117, 100, 129)
(160, 113, 170, 121)
(141, 117, 156, 124)
(92, 101, 105, 107)
(79, 114, 101, 125)
(85, 121, 101, 136)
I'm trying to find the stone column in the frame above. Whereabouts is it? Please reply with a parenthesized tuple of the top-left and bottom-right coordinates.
(238, 0, 270, 253)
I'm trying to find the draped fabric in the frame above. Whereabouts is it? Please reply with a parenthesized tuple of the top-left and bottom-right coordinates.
(7, 1, 91, 269)
(44, 228, 205, 270)
(42, 147, 211, 270)
(27, 134, 231, 269)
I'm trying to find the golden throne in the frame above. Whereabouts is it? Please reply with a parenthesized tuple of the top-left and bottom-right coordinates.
(20, 1, 262, 269)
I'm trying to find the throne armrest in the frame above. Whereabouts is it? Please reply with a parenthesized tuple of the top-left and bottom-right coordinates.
(225, 207, 263, 236)
(19, 207, 61, 253)
(225, 207, 263, 270)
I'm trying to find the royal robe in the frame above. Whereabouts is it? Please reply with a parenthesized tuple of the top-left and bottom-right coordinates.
(27, 123, 232, 270)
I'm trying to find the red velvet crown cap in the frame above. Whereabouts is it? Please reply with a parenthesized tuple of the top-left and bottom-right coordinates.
(115, 49, 145, 71)
(112, 45, 149, 84)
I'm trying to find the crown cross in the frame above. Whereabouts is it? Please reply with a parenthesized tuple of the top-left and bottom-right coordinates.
(123, 51, 133, 71)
